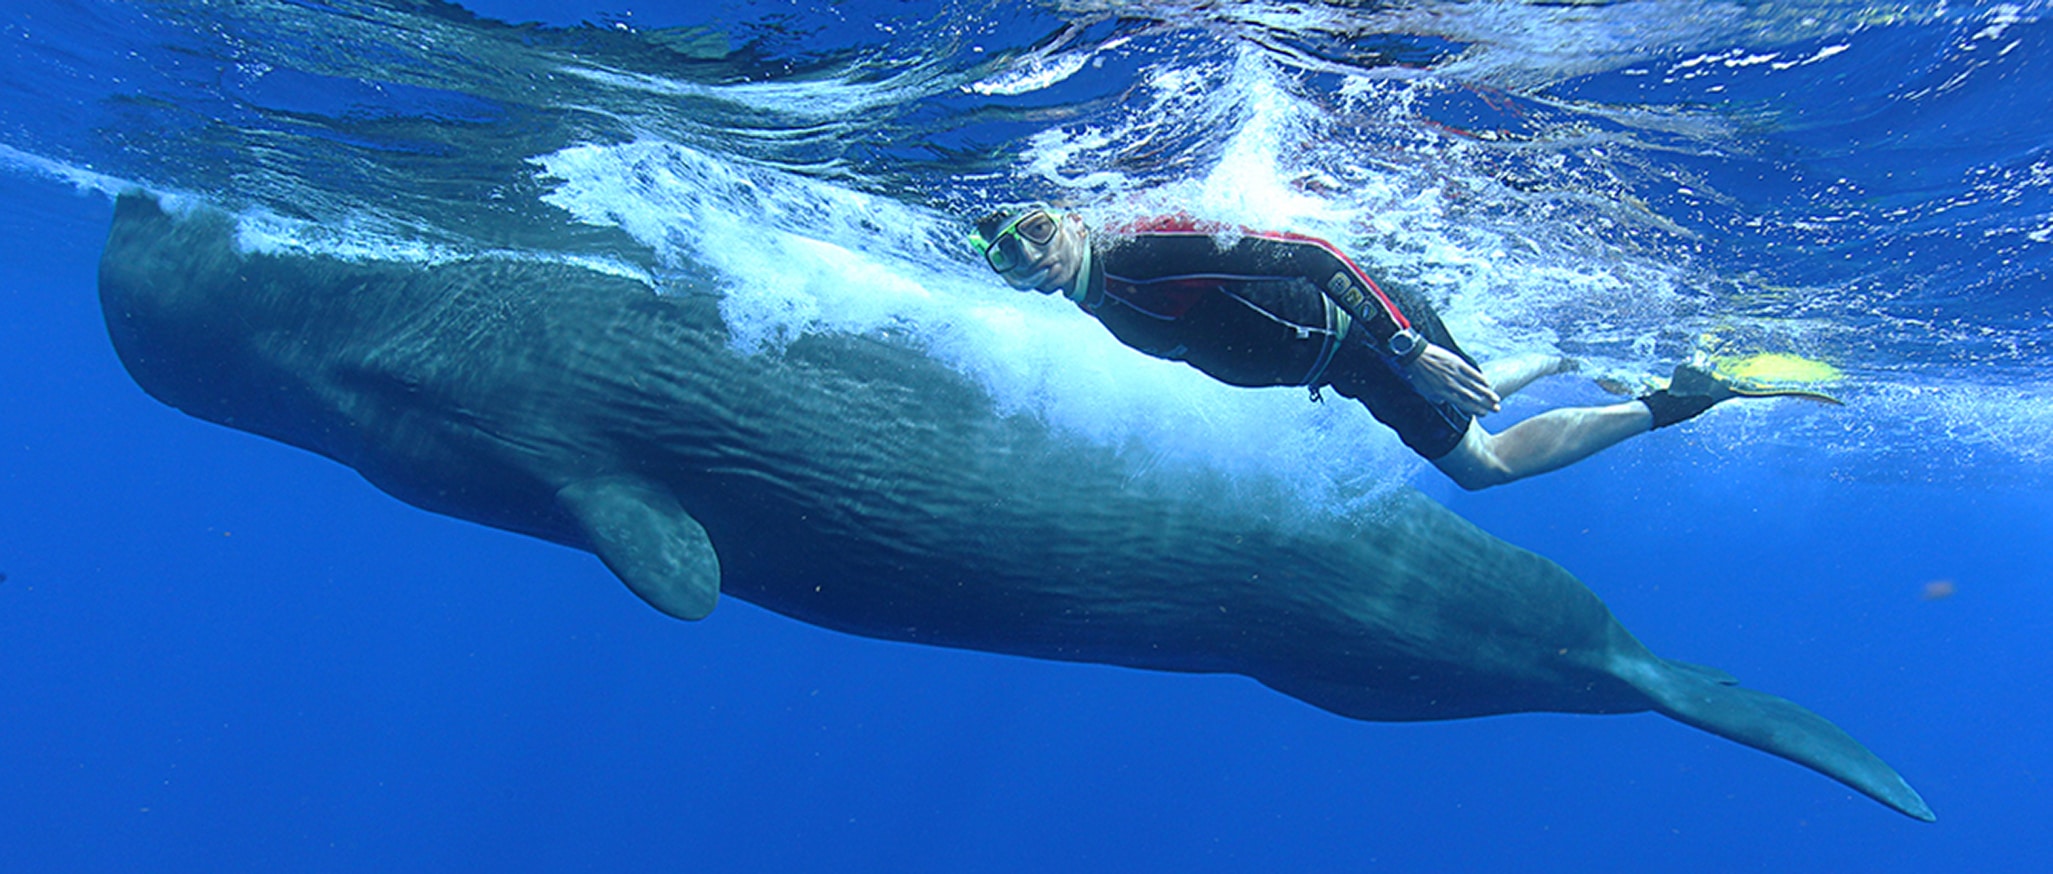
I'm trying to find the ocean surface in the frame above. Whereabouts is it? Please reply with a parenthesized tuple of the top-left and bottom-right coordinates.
(3, 0, 2049, 870)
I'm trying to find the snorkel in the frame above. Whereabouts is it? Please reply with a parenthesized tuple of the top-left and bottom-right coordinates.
(968, 205, 1056, 273)
(969, 205, 1091, 299)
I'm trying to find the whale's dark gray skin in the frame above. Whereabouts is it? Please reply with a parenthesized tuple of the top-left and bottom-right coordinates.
(97, 194, 1933, 821)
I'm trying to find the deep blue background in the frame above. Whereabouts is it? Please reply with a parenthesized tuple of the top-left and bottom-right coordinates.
(5, 0, 2052, 869)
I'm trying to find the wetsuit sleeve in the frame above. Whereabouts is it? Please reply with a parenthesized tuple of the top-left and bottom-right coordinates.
(1117, 230, 1414, 353)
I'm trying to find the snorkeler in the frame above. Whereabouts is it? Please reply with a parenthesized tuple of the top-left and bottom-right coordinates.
(970, 205, 1802, 490)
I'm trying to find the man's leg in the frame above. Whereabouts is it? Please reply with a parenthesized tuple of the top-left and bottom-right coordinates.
(1335, 346, 1725, 489)
(1428, 361, 1769, 490)
(1431, 401, 1654, 491)
(1480, 354, 1577, 400)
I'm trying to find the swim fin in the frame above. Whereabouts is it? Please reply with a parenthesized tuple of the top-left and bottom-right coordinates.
(1641, 363, 1842, 429)
(1674, 361, 1845, 406)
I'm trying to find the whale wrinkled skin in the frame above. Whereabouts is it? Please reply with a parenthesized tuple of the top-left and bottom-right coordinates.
(96, 195, 1933, 820)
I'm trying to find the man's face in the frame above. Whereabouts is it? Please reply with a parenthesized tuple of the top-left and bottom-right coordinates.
(990, 211, 1085, 295)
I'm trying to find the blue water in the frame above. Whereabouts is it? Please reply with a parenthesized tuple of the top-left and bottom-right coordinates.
(3, 0, 2050, 869)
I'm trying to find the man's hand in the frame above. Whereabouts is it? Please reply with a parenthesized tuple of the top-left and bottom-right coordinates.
(1405, 343, 1501, 416)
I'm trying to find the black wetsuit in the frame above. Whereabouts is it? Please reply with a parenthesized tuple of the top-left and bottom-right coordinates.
(1073, 217, 1477, 459)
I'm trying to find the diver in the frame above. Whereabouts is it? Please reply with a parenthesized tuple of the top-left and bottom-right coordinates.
(970, 205, 1804, 490)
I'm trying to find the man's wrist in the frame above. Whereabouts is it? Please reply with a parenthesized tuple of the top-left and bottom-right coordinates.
(1387, 329, 1427, 366)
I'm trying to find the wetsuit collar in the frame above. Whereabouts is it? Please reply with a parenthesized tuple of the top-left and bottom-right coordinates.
(1069, 237, 1102, 308)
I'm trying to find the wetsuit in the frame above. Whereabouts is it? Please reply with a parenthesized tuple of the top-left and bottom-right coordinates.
(1070, 216, 1478, 459)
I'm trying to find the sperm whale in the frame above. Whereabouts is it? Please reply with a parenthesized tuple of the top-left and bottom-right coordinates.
(96, 194, 1932, 820)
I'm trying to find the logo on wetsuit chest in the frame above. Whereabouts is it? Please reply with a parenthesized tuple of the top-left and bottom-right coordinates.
(1326, 272, 1367, 312)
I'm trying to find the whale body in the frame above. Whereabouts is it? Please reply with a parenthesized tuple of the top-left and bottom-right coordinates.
(95, 195, 1932, 820)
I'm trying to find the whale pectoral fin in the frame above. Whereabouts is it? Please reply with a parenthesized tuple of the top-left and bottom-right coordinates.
(557, 476, 720, 621)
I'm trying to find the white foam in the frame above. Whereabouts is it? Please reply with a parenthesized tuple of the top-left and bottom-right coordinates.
(1069, 49, 1672, 368)
(520, 46, 1750, 506)
(558, 58, 951, 124)
(0, 143, 137, 199)
(226, 203, 653, 283)
(530, 136, 1418, 513)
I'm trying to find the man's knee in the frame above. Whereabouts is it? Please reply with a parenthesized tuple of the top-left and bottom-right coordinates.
(1430, 433, 1516, 491)
(1445, 460, 1515, 491)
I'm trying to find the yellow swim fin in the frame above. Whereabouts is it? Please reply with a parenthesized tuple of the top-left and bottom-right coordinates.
(1710, 353, 1845, 405)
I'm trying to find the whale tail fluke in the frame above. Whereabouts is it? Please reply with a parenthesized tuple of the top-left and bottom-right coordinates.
(1658, 657, 1740, 686)
(1625, 656, 1935, 822)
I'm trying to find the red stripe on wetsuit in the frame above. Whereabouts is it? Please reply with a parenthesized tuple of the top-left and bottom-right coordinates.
(1107, 214, 1412, 336)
